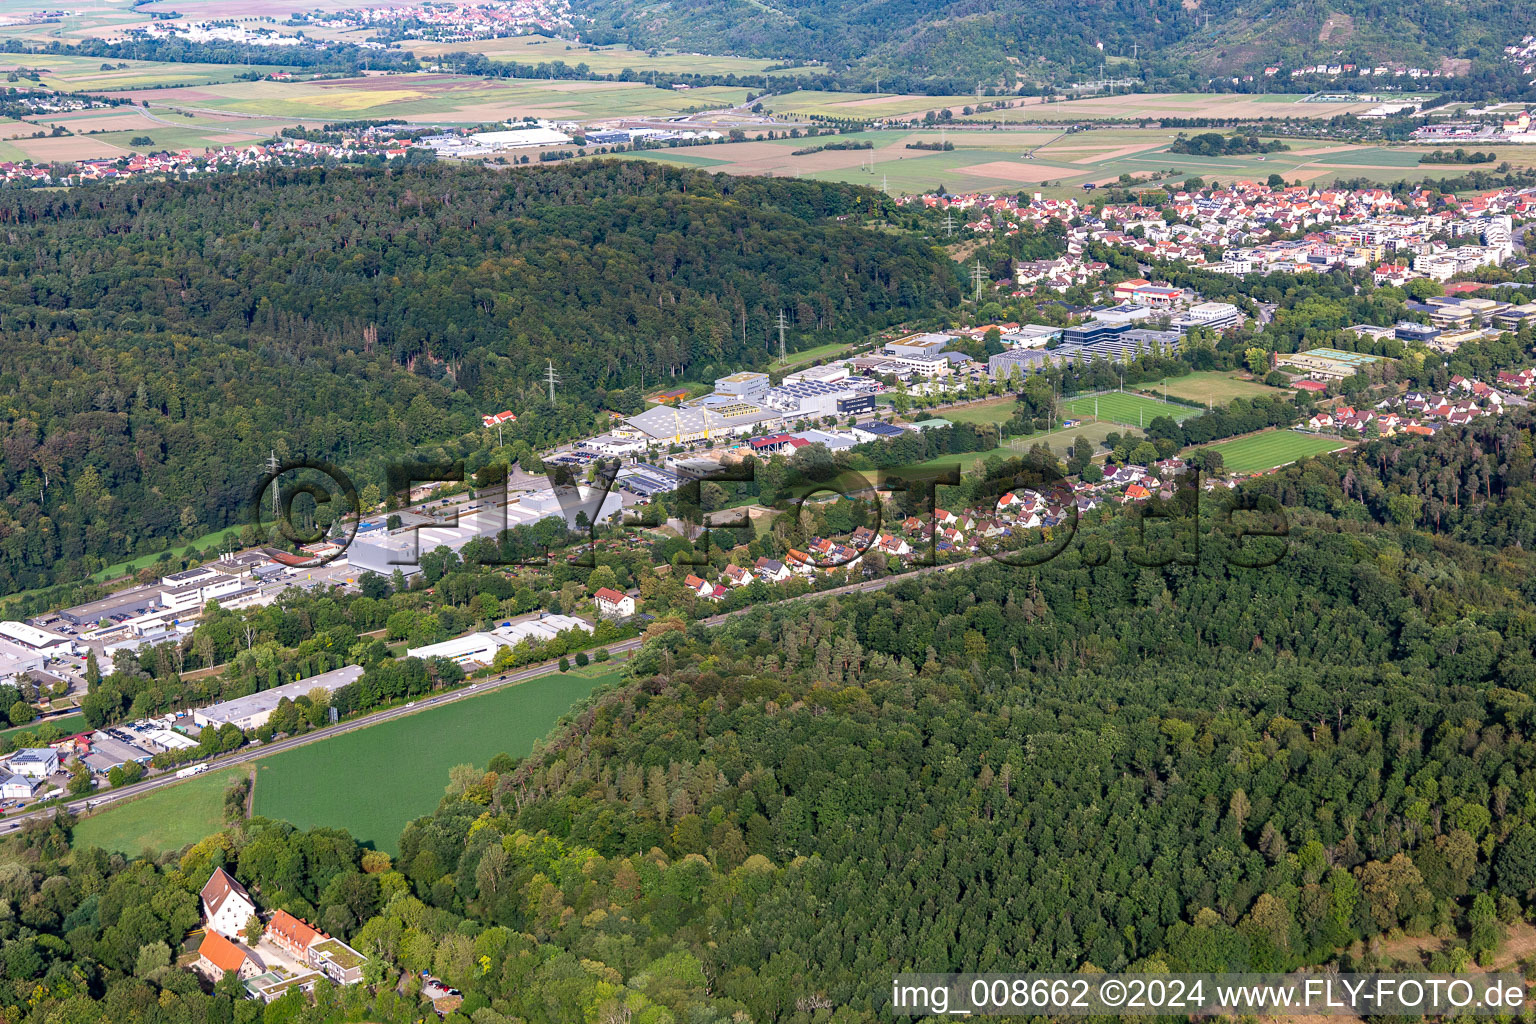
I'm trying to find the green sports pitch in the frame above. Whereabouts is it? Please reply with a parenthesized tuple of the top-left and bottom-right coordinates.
(1204, 429, 1348, 473)
(1064, 391, 1199, 427)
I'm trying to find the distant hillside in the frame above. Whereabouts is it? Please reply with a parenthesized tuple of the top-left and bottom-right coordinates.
(571, 0, 1531, 89)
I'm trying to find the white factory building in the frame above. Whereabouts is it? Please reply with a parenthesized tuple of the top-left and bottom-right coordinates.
(348, 485, 624, 577)
(192, 665, 365, 731)
(407, 614, 594, 668)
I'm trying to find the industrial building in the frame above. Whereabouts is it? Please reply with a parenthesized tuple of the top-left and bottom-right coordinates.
(1276, 348, 1382, 380)
(348, 484, 624, 576)
(7, 748, 59, 778)
(0, 640, 44, 680)
(713, 372, 771, 403)
(191, 664, 365, 731)
(1173, 302, 1241, 332)
(57, 588, 161, 627)
(618, 402, 782, 445)
(0, 621, 74, 653)
(884, 333, 952, 360)
(408, 614, 593, 667)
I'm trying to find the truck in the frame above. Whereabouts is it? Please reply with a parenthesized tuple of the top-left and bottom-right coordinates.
(175, 764, 209, 779)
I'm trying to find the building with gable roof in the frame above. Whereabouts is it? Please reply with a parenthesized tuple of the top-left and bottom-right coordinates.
(201, 868, 258, 939)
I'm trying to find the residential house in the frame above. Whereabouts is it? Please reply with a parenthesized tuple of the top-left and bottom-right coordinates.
(593, 587, 635, 619)
(196, 931, 261, 982)
(752, 557, 791, 583)
(266, 910, 368, 986)
(723, 564, 754, 586)
(267, 909, 322, 960)
(201, 868, 258, 940)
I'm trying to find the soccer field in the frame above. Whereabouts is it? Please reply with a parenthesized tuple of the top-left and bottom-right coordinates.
(1204, 430, 1348, 473)
(1141, 372, 1282, 406)
(1065, 391, 1200, 427)
(252, 666, 621, 853)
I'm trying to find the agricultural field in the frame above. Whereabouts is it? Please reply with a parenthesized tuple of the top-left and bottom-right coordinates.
(252, 666, 621, 853)
(120, 74, 750, 123)
(1065, 390, 1200, 427)
(1138, 371, 1282, 406)
(0, 0, 156, 43)
(981, 92, 1436, 122)
(1203, 429, 1349, 473)
(1, 53, 288, 91)
(763, 90, 1002, 122)
(71, 767, 243, 855)
(408, 35, 802, 78)
(618, 125, 1439, 197)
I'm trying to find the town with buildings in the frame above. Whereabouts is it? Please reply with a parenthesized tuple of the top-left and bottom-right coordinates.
(289, 0, 574, 42)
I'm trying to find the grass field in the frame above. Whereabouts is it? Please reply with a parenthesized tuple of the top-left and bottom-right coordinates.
(1065, 391, 1200, 427)
(904, 419, 1120, 468)
(1203, 429, 1348, 473)
(0, 713, 86, 739)
(1140, 371, 1281, 406)
(930, 397, 1016, 427)
(253, 666, 621, 853)
(95, 525, 242, 582)
(771, 340, 855, 370)
(71, 767, 242, 855)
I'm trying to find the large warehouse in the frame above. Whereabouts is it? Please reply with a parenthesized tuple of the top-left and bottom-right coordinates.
(192, 665, 364, 731)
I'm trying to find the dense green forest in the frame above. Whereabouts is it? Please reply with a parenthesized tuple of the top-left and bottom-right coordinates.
(571, 0, 1536, 89)
(4, 413, 1536, 1022)
(0, 162, 955, 593)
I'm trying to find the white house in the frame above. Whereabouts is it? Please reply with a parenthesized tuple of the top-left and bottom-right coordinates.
(201, 868, 258, 940)
(594, 588, 635, 619)
(752, 557, 792, 583)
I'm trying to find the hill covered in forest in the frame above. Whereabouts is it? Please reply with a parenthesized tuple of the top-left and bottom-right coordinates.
(0, 162, 955, 594)
(13, 410, 1536, 1023)
(573, 0, 1532, 90)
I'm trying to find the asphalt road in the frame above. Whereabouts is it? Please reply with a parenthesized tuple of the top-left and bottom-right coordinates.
(4, 556, 986, 835)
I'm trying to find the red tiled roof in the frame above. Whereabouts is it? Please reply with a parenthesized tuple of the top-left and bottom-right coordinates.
(268, 909, 322, 952)
(198, 930, 250, 973)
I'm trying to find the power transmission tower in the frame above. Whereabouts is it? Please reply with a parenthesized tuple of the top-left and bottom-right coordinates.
(266, 450, 281, 520)
(943, 210, 955, 237)
(881, 173, 889, 195)
(971, 260, 987, 303)
(545, 360, 561, 403)
(775, 309, 789, 364)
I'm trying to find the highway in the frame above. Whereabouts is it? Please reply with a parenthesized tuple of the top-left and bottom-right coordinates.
(2, 554, 987, 835)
